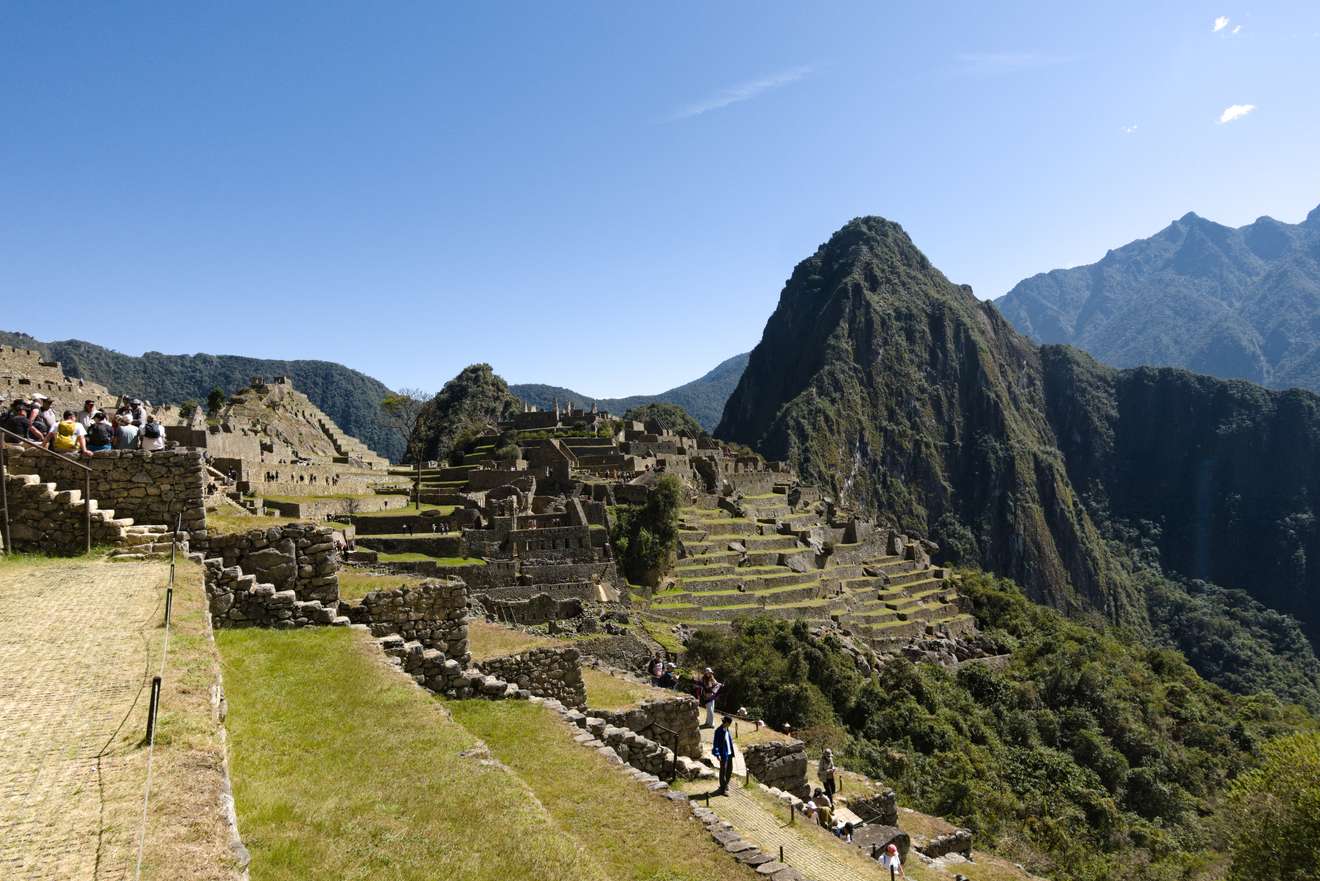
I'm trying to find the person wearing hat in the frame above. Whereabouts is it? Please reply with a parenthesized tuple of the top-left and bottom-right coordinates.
(658, 661, 677, 689)
(696, 668, 721, 729)
(128, 399, 147, 427)
(114, 412, 140, 450)
(1, 400, 43, 443)
(879, 843, 906, 879)
(819, 747, 837, 799)
(711, 714, 736, 796)
(86, 410, 115, 452)
(32, 395, 58, 436)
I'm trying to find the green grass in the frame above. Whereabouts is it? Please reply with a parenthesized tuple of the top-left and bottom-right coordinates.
(350, 504, 457, 518)
(216, 628, 608, 881)
(638, 617, 687, 656)
(359, 531, 462, 540)
(335, 569, 431, 603)
(451, 700, 748, 881)
(467, 620, 564, 660)
(373, 552, 486, 566)
(580, 667, 668, 710)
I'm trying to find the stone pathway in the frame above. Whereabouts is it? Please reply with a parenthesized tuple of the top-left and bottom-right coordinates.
(0, 559, 168, 881)
(688, 784, 900, 881)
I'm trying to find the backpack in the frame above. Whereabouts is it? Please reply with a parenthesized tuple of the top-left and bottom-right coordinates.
(89, 422, 114, 447)
(52, 421, 79, 452)
(143, 421, 162, 439)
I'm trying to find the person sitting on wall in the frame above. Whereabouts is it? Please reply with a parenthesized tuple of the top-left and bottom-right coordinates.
(48, 410, 88, 457)
(2, 401, 44, 443)
(139, 414, 166, 451)
(128, 398, 147, 427)
(114, 413, 139, 450)
(658, 661, 677, 689)
(86, 411, 115, 453)
(31, 395, 59, 437)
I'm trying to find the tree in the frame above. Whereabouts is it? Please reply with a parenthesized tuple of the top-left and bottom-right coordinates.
(612, 474, 684, 585)
(206, 386, 226, 414)
(1226, 732, 1320, 881)
(381, 387, 430, 509)
(623, 402, 703, 437)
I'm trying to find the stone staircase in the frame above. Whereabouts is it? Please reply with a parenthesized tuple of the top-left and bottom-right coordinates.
(2, 472, 181, 556)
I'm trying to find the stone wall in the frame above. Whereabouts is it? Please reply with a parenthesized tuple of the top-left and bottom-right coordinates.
(475, 591, 583, 625)
(348, 579, 469, 661)
(2, 473, 128, 553)
(594, 695, 701, 759)
(744, 740, 809, 798)
(204, 557, 339, 628)
(4, 446, 206, 534)
(202, 523, 339, 604)
(845, 789, 898, 826)
(475, 646, 586, 708)
(916, 829, 973, 859)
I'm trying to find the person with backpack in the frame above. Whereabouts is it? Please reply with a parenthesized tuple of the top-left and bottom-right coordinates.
(31, 395, 59, 436)
(819, 747, 838, 799)
(712, 714, 735, 796)
(2, 401, 40, 442)
(86, 411, 115, 452)
(140, 414, 166, 451)
(696, 668, 721, 728)
(48, 411, 88, 456)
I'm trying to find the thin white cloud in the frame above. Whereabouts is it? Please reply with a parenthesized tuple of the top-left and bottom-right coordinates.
(1218, 103, 1256, 124)
(1232, 24, 1242, 34)
(666, 65, 812, 121)
(1121, 124, 1138, 134)
(954, 52, 1074, 76)
(1213, 16, 1230, 32)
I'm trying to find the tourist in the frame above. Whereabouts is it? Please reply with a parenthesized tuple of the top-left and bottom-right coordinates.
(78, 399, 97, 430)
(837, 821, 855, 843)
(812, 788, 834, 829)
(658, 661, 677, 689)
(647, 655, 664, 685)
(114, 413, 139, 450)
(31, 395, 58, 436)
(712, 714, 735, 796)
(2, 401, 41, 442)
(48, 410, 88, 456)
(697, 668, 721, 728)
(819, 748, 837, 798)
(86, 411, 115, 452)
(139, 414, 166, 451)
(128, 399, 147, 427)
(879, 843, 906, 879)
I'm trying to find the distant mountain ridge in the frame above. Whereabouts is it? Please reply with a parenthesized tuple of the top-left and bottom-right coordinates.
(995, 203, 1320, 391)
(0, 330, 404, 461)
(511, 352, 749, 431)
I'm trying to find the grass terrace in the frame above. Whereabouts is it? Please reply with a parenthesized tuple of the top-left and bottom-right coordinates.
(581, 666, 671, 710)
(467, 620, 564, 661)
(217, 628, 607, 881)
(351, 503, 458, 518)
(452, 700, 747, 881)
(373, 552, 487, 566)
(335, 568, 431, 603)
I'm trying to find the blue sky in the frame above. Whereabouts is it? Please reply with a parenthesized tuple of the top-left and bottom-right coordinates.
(3, 3, 1318, 396)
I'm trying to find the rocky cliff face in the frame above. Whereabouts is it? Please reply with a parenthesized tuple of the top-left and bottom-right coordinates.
(717, 217, 1125, 620)
(718, 216, 1320, 640)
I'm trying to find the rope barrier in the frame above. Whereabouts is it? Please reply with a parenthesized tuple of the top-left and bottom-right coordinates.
(130, 527, 178, 881)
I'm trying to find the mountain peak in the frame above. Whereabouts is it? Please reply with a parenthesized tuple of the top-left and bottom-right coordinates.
(1306, 203, 1320, 226)
(1177, 211, 1202, 225)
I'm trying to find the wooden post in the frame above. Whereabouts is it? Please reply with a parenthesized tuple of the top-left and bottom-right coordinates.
(84, 469, 91, 554)
(0, 442, 10, 555)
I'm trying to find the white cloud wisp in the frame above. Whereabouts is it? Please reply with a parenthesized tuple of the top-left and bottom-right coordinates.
(1218, 103, 1256, 124)
(667, 65, 812, 121)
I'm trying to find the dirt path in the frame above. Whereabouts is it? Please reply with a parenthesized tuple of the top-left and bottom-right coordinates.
(0, 558, 168, 881)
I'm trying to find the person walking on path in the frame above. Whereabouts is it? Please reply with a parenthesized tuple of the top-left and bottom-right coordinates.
(697, 668, 721, 728)
(712, 714, 735, 796)
(819, 748, 837, 798)
(879, 843, 907, 879)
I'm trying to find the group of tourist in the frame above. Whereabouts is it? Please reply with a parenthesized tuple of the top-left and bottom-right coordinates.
(645, 654, 679, 690)
(1, 394, 166, 456)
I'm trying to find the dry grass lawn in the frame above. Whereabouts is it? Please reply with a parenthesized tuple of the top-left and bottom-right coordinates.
(335, 568, 430, 603)
(466, 620, 565, 660)
(580, 666, 671, 710)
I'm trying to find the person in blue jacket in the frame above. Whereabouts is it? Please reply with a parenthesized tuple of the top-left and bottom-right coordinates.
(712, 714, 735, 795)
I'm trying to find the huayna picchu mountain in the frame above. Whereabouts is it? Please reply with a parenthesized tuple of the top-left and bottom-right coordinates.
(995, 203, 1320, 391)
(717, 217, 1320, 701)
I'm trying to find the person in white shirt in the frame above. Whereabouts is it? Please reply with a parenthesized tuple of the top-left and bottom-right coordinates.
(32, 396, 58, 435)
(78, 399, 97, 430)
(139, 415, 166, 451)
(879, 843, 906, 879)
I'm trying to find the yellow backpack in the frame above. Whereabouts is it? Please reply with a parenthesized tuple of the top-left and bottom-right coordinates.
(52, 420, 79, 452)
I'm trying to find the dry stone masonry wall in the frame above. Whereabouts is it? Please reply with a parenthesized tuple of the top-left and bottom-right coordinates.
(202, 523, 339, 604)
(204, 557, 342, 628)
(348, 580, 470, 661)
(3, 447, 207, 535)
(474, 647, 586, 708)
(593, 695, 701, 759)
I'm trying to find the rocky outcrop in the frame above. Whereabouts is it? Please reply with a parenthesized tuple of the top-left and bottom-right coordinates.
(743, 740, 809, 799)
